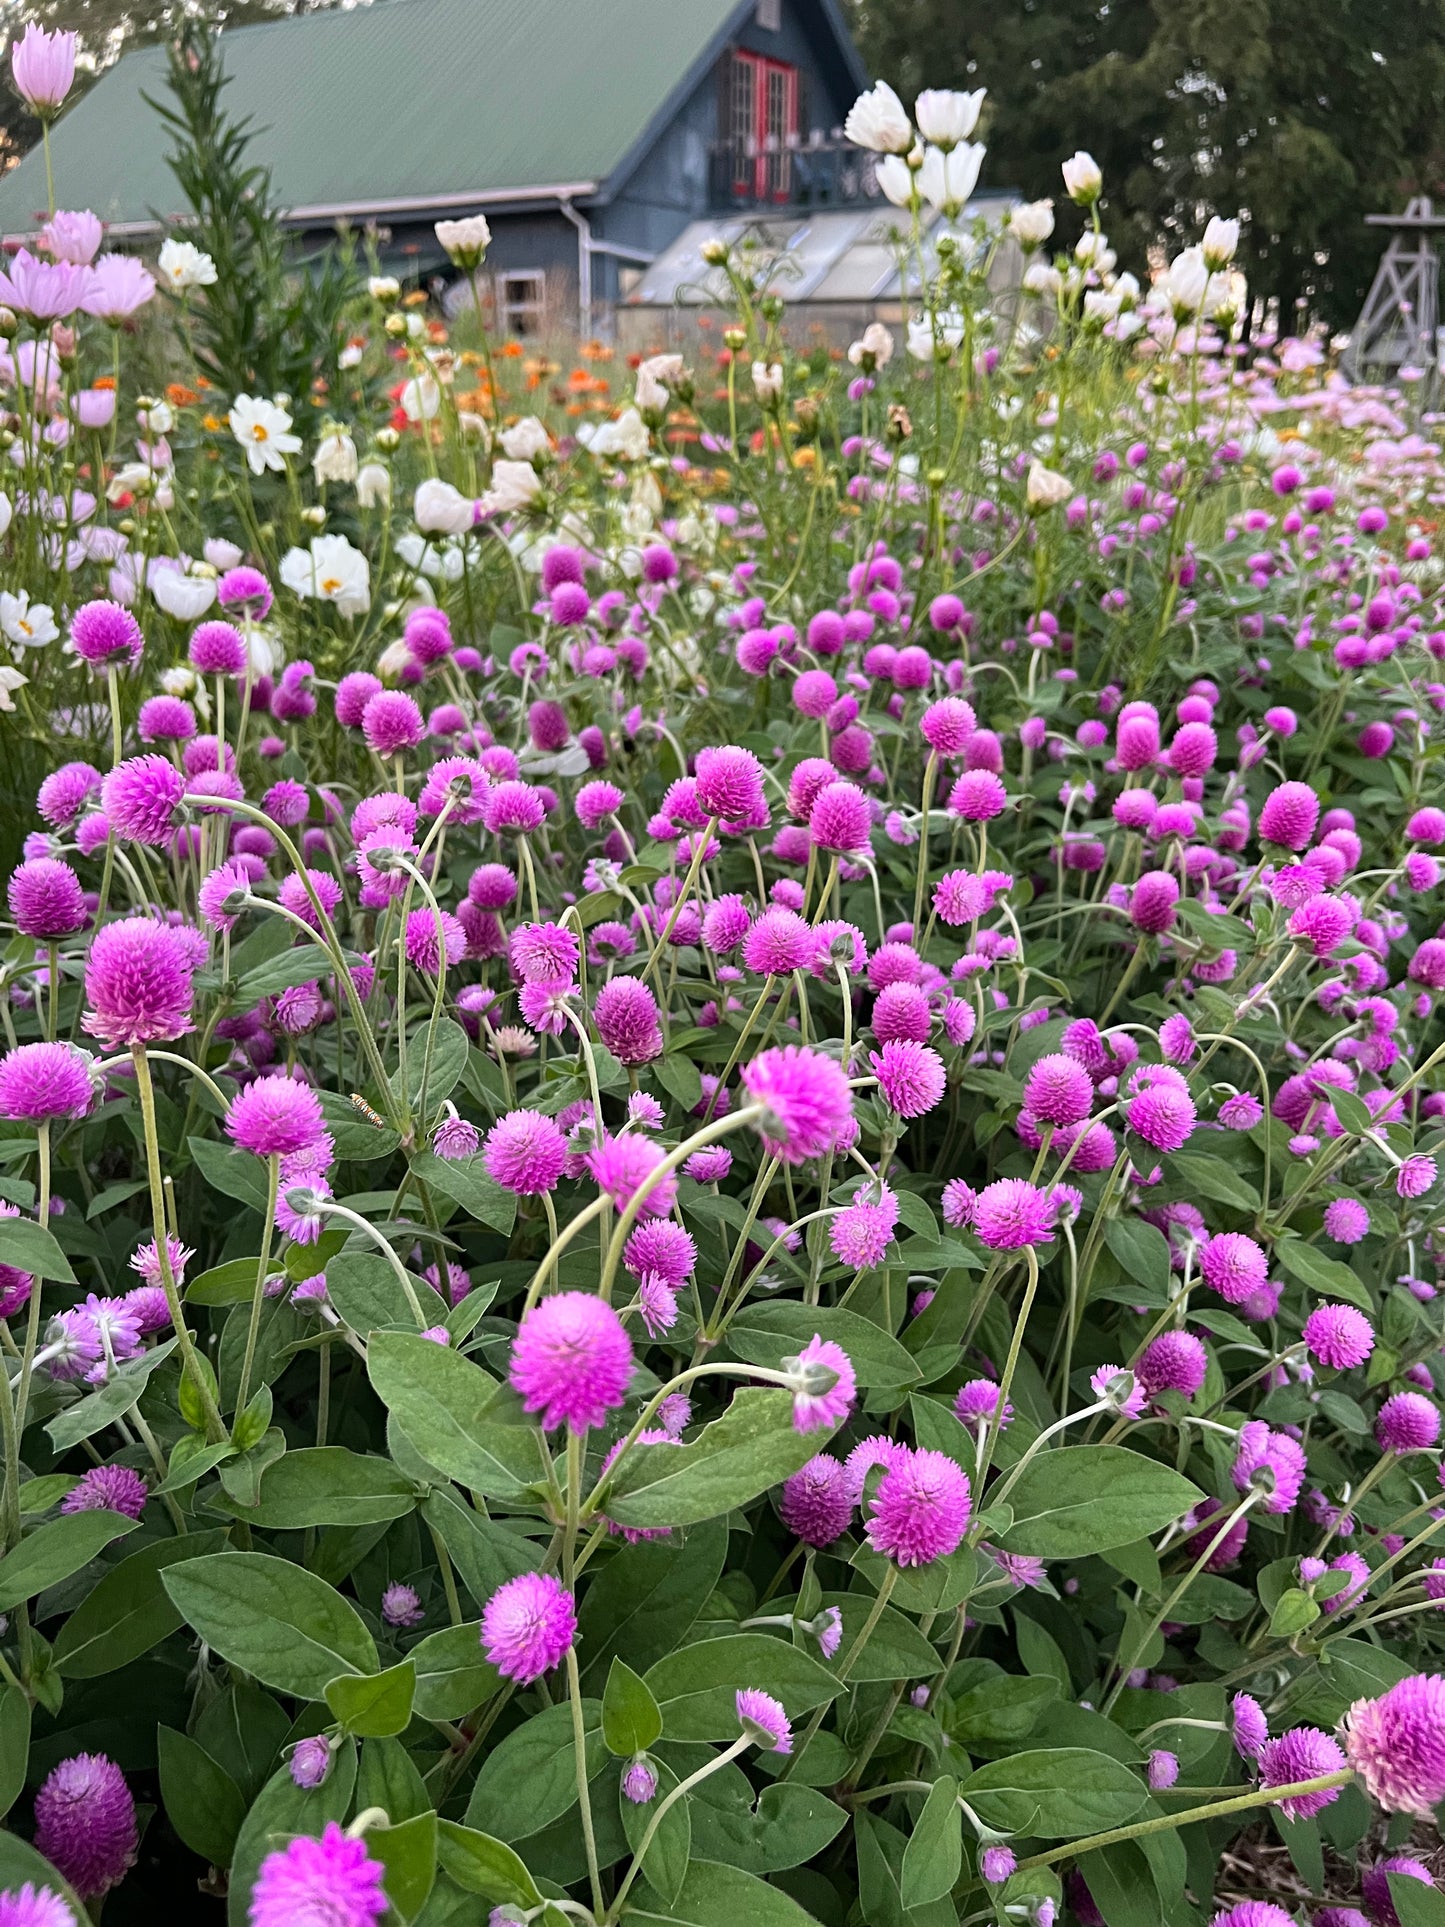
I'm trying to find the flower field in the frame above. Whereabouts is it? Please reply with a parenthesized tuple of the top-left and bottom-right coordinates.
(3, 29, 1445, 1927)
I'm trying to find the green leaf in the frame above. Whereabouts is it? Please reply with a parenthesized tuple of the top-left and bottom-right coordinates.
(1163, 1151, 1259, 1212)
(577, 1518, 728, 1686)
(158, 1435, 236, 1494)
(726, 1304, 920, 1390)
(391, 1016, 470, 1109)
(604, 1657, 664, 1756)
(371, 1811, 438, 1923)
(368, 1330, 544, 1501)
(0, 1214, 74, 1283)
(1000, 1447, 1201, 1557)
(410, 1621, 500, 1721)
(688, 1775, 846, 1873)
(411, 1149, 517, 1236)
(1329, 1087, 1376, 1139)
(1274, 1238, 1374, 1312)
(624, 1858, 825, 1927)
(0, 1684, 29, 1819)
(466, 1700, 604, 1841)
(329, 1251, 447, 1336)
(435, 1819, 541, 1907)
(16, 1475, 77, 1515)
(158, 1725, 248, 1867)
(901, 1775, 961, 1908)
(359, 1736, 433, 1825)
(643, 1634, 841, 1742)
(605, 1389, 831, 1529)
(53, 1528, 228, 1677)
(213, 1447, 417, 1529)
(950, 1673, 1056, 1744)
(163, 1552, 379, 1700)
(196, 1683, 290, 1806)
(188, 1133, 269, 1211)
(795, 1591, 941, 1683)
(622, 1756, 690, 1904)
(326, 1659, 417, 1737)
(419, 1488, 541, 1607)
(1268, 1588, 1322, 1639)
(227, 1744, 357, 1927)
(960, 1748, 1149, 1839)
(1103, 1219, 1172, 1299)
(0, 1834, 86, 1920)
(44, 1340, 178, 1452)
(0, 1509, 139, 1611)
(1388, 1873, 1445, 1926)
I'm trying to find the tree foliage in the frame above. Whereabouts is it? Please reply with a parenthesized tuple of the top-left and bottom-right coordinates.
(846, 0, 1445, 328)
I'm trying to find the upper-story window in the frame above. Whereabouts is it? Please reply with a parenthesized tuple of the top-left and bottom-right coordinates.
(729, 48, 799, 200)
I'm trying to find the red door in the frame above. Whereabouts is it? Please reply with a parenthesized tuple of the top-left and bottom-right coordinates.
(730, 51, 799, 200)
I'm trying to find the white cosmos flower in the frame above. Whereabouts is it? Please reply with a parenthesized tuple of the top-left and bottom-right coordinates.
(157, 239, 217, 290)
(875, 154, 915, 208)
(906, 311, 965, 361)
(751, 361, 784, 404)
(1202, 216, 1240, 271)
(434, 213, 491, 267)
(279, 534, 370, 617)
(313, 431, 358, 485)
(338, 341, 364, 370)
(635, 353, 686, 414)
(0, 591, 57, 650)
(0, 664, 26, 710)
(202, 537, 243, 570)
(394, 533, 442, 578)
(477, 459, 545, 516)
(914, 88, 985, 149)
(1009, 199, 1055, 249)
(368, 275, 400, 301)
(151, 570, 217, 620)
(400, 374, 440, 422)
(847, 322, 894, 369)
(919, 141, 984, 216)
(356, 462, 391, 509)
(1026, 461, 1073, 510)
(0, 493, 12, 540)
(588, 407, 649, 461)
(844, 80, 912, 154)
(497, 416, 551, 462)
(1061, 151, 1102, 203)
(1163, 245, 1210, 315)
(414, 477, 475, 535)
(229, 394, 301, 476)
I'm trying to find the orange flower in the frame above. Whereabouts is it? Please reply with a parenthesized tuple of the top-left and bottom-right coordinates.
(201, 413, 225, 432)
(499, 341, 524, 358)
(93, 374, 118, 392)
(164, 382, 198, 408)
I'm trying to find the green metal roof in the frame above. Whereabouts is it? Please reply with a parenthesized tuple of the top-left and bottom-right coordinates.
(0, 0, 746, 234)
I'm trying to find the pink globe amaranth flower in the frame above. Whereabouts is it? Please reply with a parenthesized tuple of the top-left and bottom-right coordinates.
(0, 1043, 93, 1123)
(333, 668, 382, 726)
(1231, 1419, 1306, 1514)
(432, 1111, 479, 1162)
(509, 1291, 633, 1432)
(1147, 1747, 1180, 1791)
(743, 908, 814, 977)
(933, 869, 988, 926)
(1258, 780, 1321, 851)
(947, 769, 1007, 820)
(830, 1187, 900, 1268)
(381, 1580, 425, 1630)
(33, 1752, 136, 1899)
(483, 779, 546, 836)
(37, 761, 101, 829)
(1397, 1154, 1437, 1200)
(809, 781, 872, 855)
(226, 1073, 324, 1158)
(1231, 1691, 1269, 1759)
(216, 565, 272, 617)
(1343, 1673, 1445, 1815)
(404, 907, 466, 975)
(0, 1883, 76, 1927)
(787, 1333, 856, 1434)
(622, 1756, 659, 1804)
(511, 921, 580, 984)
(735, 1686, 793, 1752)
(973, 1178, 1053, 1250)
(188, 619, 247, 676)
(1199, 1232, 1268, 1305)
(1362, 1856, 1434, 1927)
(1288, 895, 1353, 956)
(60, 1463, 146, 1519)
(1303, 1303, 1374, 1370)
(919, 695, 975, 755)
(594, 976, 663, 1065)
(867, 1447, 971, 1566)
(779, 1453, 854, 1546)
(1022, 1052, 1094, 1127)
(289, 1736, 333, 1789)
(1324, 1197, 1370, 1244)
(871, 983, 931, 1046)
(954, 1379, 1012, 1427)
(137, 694, 196, 744)
(9, 858, 86, 940)
(361, 689, 424, 757)
(586, 1132, 676, 1217)
(1092, 1365, 1146, 1420)
(870, 1040, 946, 1119)
(1211, 1909, 1296, 1927)
(694, 744, 765, 824)
(482, 1571, 577, 1684)
(69, 599, 142, 670)
(1130, 869, 1179, 933)
(248, 1820, 386, 1927)
(1257, 1724, 1346, 1818)
(278, 868, 343, 932)
(979, 1845, 1016, 1885)
(740, 1045, 854, 1164)
(1376, 1392, 1440, 1453)
(101, 754, 186, 845)
(1136, 1330, 1208, 1400)
(82, 916, 195, 1048)
(623, 1219, 695, 1288)
(1127, 1080, 1197, 1153)
(484, 1110, 567, 1195)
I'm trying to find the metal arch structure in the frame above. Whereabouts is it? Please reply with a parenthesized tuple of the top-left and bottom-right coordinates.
(1342, 196, 1445, 392)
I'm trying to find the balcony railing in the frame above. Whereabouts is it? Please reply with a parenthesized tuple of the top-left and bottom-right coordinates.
(707, 135, 881, 212)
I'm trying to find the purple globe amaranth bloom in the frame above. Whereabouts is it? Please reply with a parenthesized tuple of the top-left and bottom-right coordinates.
(1396, 1154, 1437, 1200)
(1288, 895, 1354, 956)
(736, 1687, 792, 1752)
(1022, 1052, 1094, 1127)
(101, 755, 186, 845)
(1137, 1331, 1207, 1400)
(866, 1447, 971, 1566)
(1231, 1691, 1269, 1759)
(622, 1757, 658, 1804)
(1130, 869, 1179, 933)
(1147, 1748, 1180, 1790)
(1127, 1081, 1197, 1152)
(0, 1887, 76, 1927)
(69, 599, 142, 670)
(1256, 1724, 1347, 1817)
(594, 976, 663, 1065)
(954, 1379, 1013, 1428)
(1303, 1303, 1375, 1370)
(288, 1736, 333, 1789)
(1258, 780, 1321, 851)
(481, 1571, 576, 1684)
(33, 1752, 136, 1899)
(1361, 1857, 1435, 1927)
(403, 907, 465, 974)
(980, 1845, 1016, 1885)
(870, 1040, 946, 1118)
(694, 744, 765, 824)
(249, 1821, 386, 1927)
(0, 1043, 93, 1123)
(61, 1464, 146, 1520)
(1376, 1392, 1440, 1454)
(509, 1292, 632, 1432)
(432, 1109, 479, 1161)
(9, 858, 86, 940)
(779, 1453, 854, 1546)
(1324, 1197, 1370, 1244)
(226, 1073, 325, 1158)
(586, 1133, 677, 1218)
(973, 1178, 1053, 1250)
(740, 1045, 854, 1163)
(1343, 1673, 1445, 1815)
(809, 780, 872, 855)
(82, 917, 195, 1048)
(1199, 1232, 1269, 1305)
(786, 1334, 856, 1434)
(381, 1582, 424, 1630)
(1211, 1908, 1295, 1927)
(1231, 1420, 1307, 1513)
(484, 1110, 567, 1195)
